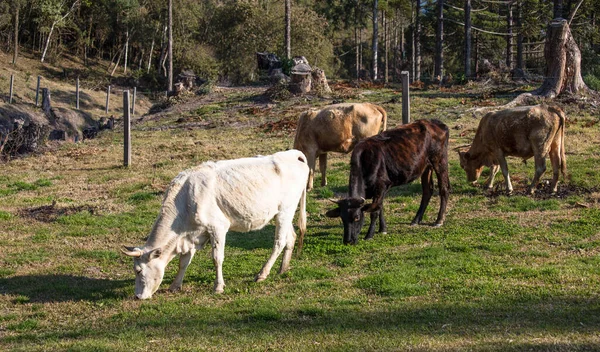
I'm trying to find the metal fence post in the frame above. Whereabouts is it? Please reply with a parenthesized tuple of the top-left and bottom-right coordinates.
(123, 90, 131, 167)
(105, 85, 111, 114)
(401, 71, 410, 125)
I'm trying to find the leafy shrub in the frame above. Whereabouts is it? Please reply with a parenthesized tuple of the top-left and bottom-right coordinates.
(583, 74, 600, 91)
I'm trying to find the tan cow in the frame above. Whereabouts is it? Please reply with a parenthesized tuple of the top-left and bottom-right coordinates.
(293, 103, 387, 190)
(458, 104, 567, 194)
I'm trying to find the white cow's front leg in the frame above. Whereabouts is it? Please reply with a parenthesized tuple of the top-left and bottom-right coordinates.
(278, 224, 297, 275)
(211, 231, 227, 294)
(169, 248, 196, 292)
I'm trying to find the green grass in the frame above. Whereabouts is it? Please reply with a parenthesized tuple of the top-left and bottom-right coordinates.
(1, 86, 600, 351)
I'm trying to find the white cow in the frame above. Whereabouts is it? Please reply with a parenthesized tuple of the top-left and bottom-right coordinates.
(121, 150, 309, 299)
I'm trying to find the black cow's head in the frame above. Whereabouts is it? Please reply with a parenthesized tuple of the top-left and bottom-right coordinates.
(325, 197, 369, 245)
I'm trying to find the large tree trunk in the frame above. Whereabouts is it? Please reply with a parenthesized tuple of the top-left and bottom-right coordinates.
(434, 0, 444, 82)
(534, 18, 588, 97)
(464, 0, 472, 80)
(285, 0, 291, 60)
(372, 0, 379, 81)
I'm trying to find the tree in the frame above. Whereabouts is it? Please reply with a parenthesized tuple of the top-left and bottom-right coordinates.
(12, 0, 21, 65)
(434, 0, 444, 81)
(285, 0, 291, 59)
(463, 0, 471, 80)
(40, 0, 81, 63)
(414, 0, 421, 81)
(168, 0, 173, 92)
(535, 18, 589, 97)
(372, 0, 379, 80)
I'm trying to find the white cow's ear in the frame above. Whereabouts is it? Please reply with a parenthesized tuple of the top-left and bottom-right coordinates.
(147, 248, 162, 260)
(121, 246, 143, 257)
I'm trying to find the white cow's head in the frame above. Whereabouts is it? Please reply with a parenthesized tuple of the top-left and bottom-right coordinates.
(121, 246, 167, 299)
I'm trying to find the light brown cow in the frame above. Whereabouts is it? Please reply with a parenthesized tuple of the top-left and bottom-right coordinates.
(458, 104, 567, 194)
(293, 103, 387, 190)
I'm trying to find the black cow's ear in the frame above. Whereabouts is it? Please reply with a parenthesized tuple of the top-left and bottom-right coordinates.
(325, 208, 341, 218)
(361, 203, 376, 213)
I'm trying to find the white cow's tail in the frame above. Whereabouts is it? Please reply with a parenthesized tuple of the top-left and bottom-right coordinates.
(296, 185, 307, 256)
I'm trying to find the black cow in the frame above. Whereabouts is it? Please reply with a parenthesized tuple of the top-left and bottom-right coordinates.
(326, 119, 450, 245)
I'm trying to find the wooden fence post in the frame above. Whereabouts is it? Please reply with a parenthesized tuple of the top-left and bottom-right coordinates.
(35, 76, 41, 106)
(9, 74, 14, 104)
(123, 90, 131, 167)
(105, 85, 111, 114)
(76, 76, 80, 109)
(132, 86, 137, 116)
(401, 71, 410, 124)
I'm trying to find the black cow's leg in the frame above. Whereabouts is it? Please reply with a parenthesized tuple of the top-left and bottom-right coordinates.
(365, 211, 378, 240)
(433, 161, 450, 227)
(378, 207, 387, 234)
(412, 167, 433, 225)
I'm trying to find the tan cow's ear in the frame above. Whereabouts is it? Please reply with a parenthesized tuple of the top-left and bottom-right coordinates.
(121, 246, 143, 257)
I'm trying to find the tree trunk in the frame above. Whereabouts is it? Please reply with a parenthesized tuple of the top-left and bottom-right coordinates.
(355, 25, 360, 79)
(414, 0, 421, 82)
(554, 0, 564, 18)
(110, 47, 123, 77)
(464, 0, 472, 80)
(124, 30, 129, 74)
(534, 18, 588, 97)
(41, 23, 55, 63)
(12, 1, 19, 65)
(514, 0, 525, 78)
(372, 0, 379, 81)
(147, 37, 155, 73)
(168, 0, 174, 92)
(384, 10, 389, 84)
(434, 0, 444, 82)
(506, 3, 513, 69)
(285, 0, 291, 60)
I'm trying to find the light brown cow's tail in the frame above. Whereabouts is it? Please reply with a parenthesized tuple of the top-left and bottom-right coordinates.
(295, 184, 307, 257)
(375, 105, 388, 131)
(293, 111, 307, 150)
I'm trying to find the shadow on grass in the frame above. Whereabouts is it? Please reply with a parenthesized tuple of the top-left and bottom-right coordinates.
(0, 274, 129, 303)
(5, 294, 599, 349)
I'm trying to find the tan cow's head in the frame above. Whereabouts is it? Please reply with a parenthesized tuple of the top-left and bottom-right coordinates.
(121, 246, 167, 300)
(458, 150, 484, 185)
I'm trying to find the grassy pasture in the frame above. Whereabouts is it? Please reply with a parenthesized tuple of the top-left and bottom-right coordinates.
(1, 85, 600, 351)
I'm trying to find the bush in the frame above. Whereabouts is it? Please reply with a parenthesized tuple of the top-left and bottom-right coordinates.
(583, 74, 600, 91)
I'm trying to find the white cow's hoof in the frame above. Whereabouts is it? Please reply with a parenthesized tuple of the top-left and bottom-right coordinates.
(255, 275, 267, 283)
(214, 285, 225, 294)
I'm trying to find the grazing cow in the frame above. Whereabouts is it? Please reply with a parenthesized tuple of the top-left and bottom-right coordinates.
(121, 150, 308, 299)
(326, 119, 450, 245)
(293, 103, 387, 190)
(458, 104, 567, 194)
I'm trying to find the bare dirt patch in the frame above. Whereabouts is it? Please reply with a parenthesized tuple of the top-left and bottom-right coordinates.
(484, 182, 599, 201)
(19, 201, 97, 223)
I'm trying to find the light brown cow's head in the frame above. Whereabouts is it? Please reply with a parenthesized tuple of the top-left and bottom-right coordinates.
(121, 246, 167, 300)
(458, 150, 484, 185)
